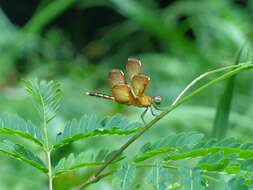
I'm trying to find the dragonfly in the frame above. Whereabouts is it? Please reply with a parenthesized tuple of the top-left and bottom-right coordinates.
(86, 58, 163, 123)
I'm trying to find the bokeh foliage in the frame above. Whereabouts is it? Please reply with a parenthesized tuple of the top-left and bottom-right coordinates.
(0, 0, 253, 189)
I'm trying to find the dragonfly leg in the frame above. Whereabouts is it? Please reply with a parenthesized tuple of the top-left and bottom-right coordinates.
(150, 105, 158, 116)
(152, 104, 167, 111)
(141, 107, 149, 124)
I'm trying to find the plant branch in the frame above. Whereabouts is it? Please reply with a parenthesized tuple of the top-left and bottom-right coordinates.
(76, 62, 253, 190)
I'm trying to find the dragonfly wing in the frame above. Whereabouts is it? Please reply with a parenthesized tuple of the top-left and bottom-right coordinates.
(132, 75, 150, 96)
(112, 84, 135, 104)
(126, 58, 142, 80)
(108, 69, 126, 88)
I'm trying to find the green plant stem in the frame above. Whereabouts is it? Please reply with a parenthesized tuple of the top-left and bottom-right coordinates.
(43, 119, 53, 190)
(46, 151, 53, 190)
(76, 63, 253, 190)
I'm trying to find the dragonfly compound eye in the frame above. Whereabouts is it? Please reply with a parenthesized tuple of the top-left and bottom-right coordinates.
(153, 96, 162, 104)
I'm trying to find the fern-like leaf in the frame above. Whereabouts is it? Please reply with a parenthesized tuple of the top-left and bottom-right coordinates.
(53, 114, 143, 150)
(0, 140, 48, 173)
(24, 80, 61, 123)
(0, 113, 44, 147)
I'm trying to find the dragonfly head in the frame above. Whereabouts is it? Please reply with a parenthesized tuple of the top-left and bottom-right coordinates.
(153, 96, 162, 105)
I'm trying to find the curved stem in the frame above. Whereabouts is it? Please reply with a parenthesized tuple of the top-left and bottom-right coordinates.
(76, 63, 253, 190)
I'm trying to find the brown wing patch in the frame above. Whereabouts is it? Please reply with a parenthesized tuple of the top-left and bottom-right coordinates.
(126, 58, 142, 80)
(112, 84, 135, 104)
(108, 69, 126, 88)
(132, 75, 150, 96)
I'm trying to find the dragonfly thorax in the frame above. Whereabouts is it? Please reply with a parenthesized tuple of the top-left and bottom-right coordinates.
(136, 95, 153, 107)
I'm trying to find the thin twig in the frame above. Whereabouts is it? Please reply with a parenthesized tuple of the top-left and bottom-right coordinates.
(76, 63, 253, 190)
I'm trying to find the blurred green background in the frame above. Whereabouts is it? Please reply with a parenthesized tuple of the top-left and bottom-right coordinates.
(0, 0, 253, 189)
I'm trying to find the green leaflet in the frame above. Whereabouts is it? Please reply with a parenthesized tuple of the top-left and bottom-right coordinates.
(0, 113, 44, 147)
(135, 132, 204, 162)
(53, 114, 143, 150)
(147, 162, 172, 190)
(0, 140, 47, 173)
(115, 164, 136, 190)
(180, 167, 204, 190)
(24, 80, 62, 124)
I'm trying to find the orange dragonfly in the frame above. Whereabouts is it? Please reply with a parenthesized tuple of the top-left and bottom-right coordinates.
(86, 58, 163, 123)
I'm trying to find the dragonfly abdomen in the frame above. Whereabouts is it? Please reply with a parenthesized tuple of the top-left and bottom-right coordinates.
(86, 92, 115, 101)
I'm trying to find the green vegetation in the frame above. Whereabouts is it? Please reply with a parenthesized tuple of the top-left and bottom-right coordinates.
(0, 0, 253, 189)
